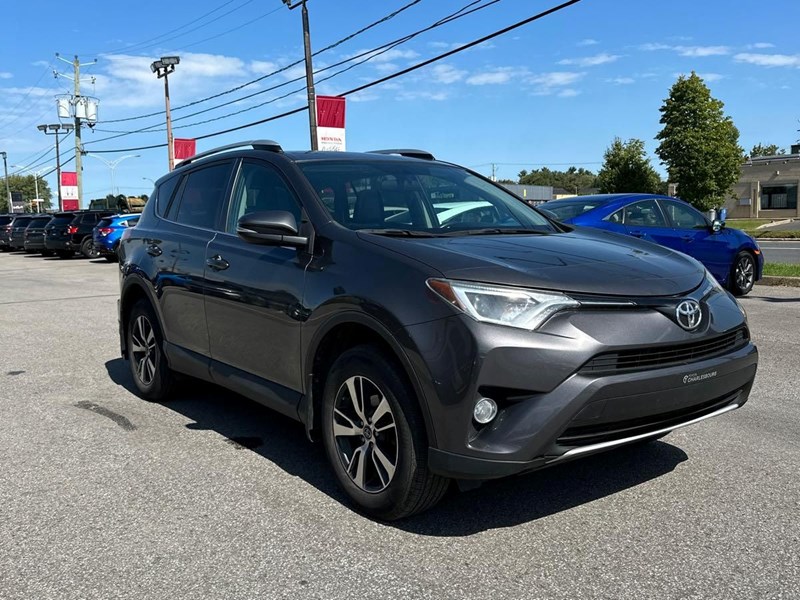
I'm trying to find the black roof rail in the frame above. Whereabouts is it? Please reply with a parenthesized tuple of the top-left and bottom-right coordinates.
(176, 140, 283, 168)
(368, 149, 435, 161)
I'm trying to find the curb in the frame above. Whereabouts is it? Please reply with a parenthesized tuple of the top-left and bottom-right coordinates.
(755, 218, 794, 230)
(757, 276, 800, 288)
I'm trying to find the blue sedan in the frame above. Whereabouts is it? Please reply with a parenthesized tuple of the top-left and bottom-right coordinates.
(541, 194, 763, 295)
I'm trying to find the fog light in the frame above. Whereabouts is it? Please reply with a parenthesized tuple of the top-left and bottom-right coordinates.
(473, 398, 498, 424)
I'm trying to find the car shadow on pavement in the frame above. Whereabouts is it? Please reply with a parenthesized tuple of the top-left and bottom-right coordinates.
(106, 358, 689, 535)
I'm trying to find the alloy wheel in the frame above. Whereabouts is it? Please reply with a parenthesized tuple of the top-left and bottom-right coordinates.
(735, 255, 754, 292)
(332, 375, 398, 493)
(130, 315, 158, 387)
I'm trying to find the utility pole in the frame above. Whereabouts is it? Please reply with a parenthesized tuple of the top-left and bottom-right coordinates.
(150, 57, 180, 171)
(283, 0, 318, 150)
(0, 151, 9, 211)
(55, 54, 97, 209)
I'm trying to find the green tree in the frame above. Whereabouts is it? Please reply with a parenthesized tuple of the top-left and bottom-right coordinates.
(0, 174, 53, 212)
(517, 166, 598, 193)
(655, 72, 742, 211)
(597, 137, 662, 193)
(749, 143, 785, 158)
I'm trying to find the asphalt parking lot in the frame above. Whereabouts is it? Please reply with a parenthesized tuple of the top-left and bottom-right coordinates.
(0, 251, 798, 600)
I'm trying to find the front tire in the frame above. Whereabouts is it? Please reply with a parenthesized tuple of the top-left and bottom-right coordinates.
(730, 251, 755, 296)
(321, 345, 449, 520)
(127, 300, 175, 401)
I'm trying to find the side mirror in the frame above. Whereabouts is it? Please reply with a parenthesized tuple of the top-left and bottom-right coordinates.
(237, 211, 308, 247)
(711, 219, 724, 233)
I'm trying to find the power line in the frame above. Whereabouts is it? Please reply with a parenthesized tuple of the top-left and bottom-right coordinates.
(84, 0, 582, 154)
(97, 0, 427, 125)
(84, 0, 501, 145)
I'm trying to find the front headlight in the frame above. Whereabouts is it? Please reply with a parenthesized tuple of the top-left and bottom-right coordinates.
(427, 279, 579, 330)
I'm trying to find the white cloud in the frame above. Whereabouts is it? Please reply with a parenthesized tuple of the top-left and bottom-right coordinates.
(430, 64, 467, 84)
(748, 42, 775, 49)
(578, 39, 599, 46)
(640, 43, 730, 57)
(557, 89, 580, 98)
(397, 90, 449, 102)
(349, 48, 419, 64)
(558, 53, 621, 67)
(677, 45, 730, 57)
(608, 77, 635, 85)
(530, 71, 585, 87)
(466, 67, 527, 86)
(249, 60, 278, 74)
(0, 72, 12, 79)
(734, 53, 800, 68)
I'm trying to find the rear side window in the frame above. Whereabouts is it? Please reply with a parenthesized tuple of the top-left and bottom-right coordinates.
(156, 175, 181, 217)
(49, 214, 75, 226)
(28, 218, 51, 229)
(170, 162, 232, 229)
(0, 216, 13, 226)
(623, 200, 667, 228)
(14, 218, 32, 228)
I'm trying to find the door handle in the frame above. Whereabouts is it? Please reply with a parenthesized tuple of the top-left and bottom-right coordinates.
(206, 255, 230, 271)
(630, 231, 645, 238)
(146, 244, 162, 257)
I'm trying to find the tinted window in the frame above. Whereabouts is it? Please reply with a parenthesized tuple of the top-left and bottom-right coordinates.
(27, 218, 51, 229)
(0, 216, 13, 226)
(156, 174, 181, 217)
(227, 162, 301, 233)
(97, 218, 113, 228)
(13, 218, 32, 228)
(172, 163, 232, 229)
(300, 161, 553, 233)
(544, 199, 608, 221)
(49, 214, 75, 226)
(623, 200, 667, 227)
(661, 201, 708, 229)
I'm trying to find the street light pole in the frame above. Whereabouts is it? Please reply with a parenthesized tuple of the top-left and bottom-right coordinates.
(37, 123, 74, 211)
(150, 56, 180, 171)
(84, 153, 140, 197)
(283, 0, 318, 150)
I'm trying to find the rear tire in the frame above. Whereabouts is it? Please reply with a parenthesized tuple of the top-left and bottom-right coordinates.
(80, 238, 98, 259)
(127, 300, 175, 401)
(729, 251, 755, 296)
(321, 345, 449, 520)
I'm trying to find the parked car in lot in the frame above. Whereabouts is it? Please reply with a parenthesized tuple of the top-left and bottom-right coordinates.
(7, 215, 34, 251)
(45, 210, 114, 259)
(541, 194, 763, 296)
(23, 215, 55, 255)
(0, 214, 18, 251)
(92, 214, 140, 262)
(118, 142, 758, 519)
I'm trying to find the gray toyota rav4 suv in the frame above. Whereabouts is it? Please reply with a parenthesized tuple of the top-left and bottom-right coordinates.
(118, 141, 758, 520)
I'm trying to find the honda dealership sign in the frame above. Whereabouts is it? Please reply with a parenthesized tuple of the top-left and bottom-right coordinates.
(61, 171, 79, 211)
(316, 96, 346, 151)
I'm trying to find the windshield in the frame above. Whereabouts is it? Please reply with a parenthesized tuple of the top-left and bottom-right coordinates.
(299, 161, 556, 234)
(543, 199, 609, 221)
(49, 214, 75, 226)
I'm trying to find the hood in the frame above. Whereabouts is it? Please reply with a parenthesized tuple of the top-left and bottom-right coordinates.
(359, 227, 705, 297)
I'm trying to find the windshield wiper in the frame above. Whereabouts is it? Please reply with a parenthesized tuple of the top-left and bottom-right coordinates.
(440, 228, 551, 237)
(361, 229, 439, 237)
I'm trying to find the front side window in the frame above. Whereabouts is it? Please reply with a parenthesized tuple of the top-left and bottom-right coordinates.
(760, 184, 798, 210)
(622, 200, 667, 228)
(171, 162, 232, 230)
(226, 162, 302, 233)
(661, 201, 708, 229)
(299, 161, 554, 233)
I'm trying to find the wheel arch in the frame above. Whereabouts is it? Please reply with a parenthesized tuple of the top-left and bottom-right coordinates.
(119, 276, 165, 357)
(300, 312, 437, 447)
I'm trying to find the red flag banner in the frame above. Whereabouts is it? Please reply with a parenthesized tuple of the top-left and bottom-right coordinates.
(174, 138, 197, 162)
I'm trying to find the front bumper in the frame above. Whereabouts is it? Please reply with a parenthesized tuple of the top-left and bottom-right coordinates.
(404, 288, 757, 480)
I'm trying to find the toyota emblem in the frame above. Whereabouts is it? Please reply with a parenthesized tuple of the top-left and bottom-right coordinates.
(676, 299, 702, 331)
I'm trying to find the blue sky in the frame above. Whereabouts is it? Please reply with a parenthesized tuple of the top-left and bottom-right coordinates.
(2, 0, 800, 201)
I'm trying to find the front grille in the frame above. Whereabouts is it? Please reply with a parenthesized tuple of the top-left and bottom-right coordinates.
(556, 389, 742, 447)
(579, 327, 749, 375)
